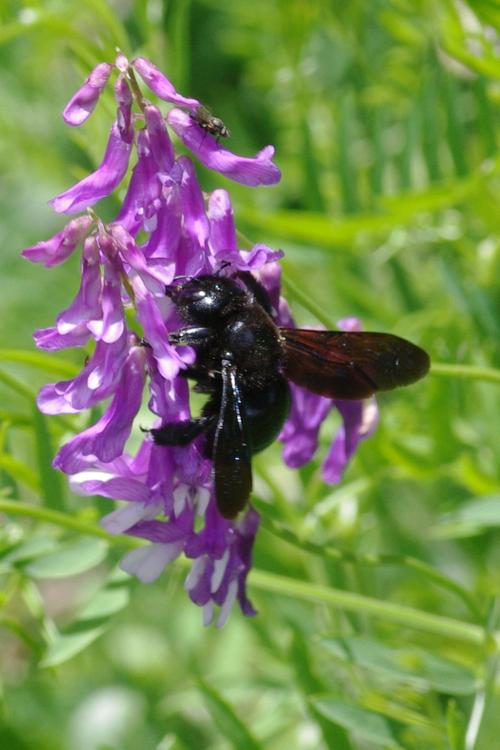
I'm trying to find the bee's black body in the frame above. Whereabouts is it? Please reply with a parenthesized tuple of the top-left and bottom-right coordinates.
(150, 273, 430, 518)
(151, 274, 290, 518)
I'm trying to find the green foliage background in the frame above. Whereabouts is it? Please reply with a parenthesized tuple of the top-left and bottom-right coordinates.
(1, 1, 500, 748)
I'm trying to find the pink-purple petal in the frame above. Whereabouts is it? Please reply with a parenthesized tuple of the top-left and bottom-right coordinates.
(63, 62, 113, 126)
(323, 398, 379, 483)
(33, 324, 90, 351)
(144, 104, 175, 173)
(167, 109, 281, 186)
(114, 74, 134, 142)
(37, 332, 129, 414)
(53, 345, 146, 472)
(49, 121, 133, 214)
(207, 189, 238, 258)
(87, 261, 124, 343)
(178, 156, 210, 249)
(22, 216, 94, 267)
(132, 57, 200, 109)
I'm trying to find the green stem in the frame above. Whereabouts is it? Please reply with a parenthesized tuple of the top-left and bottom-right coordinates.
(1, 499, 494, 648)
(281, 272, 337, 329)
(0, 368, 35, 400)
(259, 515, 481, 619)
(249, 569, 493, 649)
(465, 598, 500, 750)
(0, 499, 141, 549)
(0, 370, 79, 434)
(430, 362, 500, 385)
(127, 66, 147, 113)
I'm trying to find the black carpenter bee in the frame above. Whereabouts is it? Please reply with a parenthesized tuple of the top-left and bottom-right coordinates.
(149, 273, 430, 519)
(191, 104, 230, 140)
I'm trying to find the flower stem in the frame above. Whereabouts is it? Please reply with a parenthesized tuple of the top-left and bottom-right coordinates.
(431, 362, 500, 385)
(259, 513, 482, 619)
(249, 568, 494, 649)
(281, 272, 338, 328)
(0, 499, 140, 549)
(127, 66, 146, 113)
(1, 499, 495, 648)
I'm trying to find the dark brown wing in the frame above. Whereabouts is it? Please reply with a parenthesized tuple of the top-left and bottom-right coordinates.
(280, 328, 430, 399)
(212, 360, 253, 519)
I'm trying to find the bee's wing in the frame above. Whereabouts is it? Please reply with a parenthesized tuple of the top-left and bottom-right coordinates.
(212, 360, 253, 519)
(280, 328, 430, 399)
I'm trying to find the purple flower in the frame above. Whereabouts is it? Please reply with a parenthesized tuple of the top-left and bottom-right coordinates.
(23, 55, 378, 626)
(49, 121, 134, 214)
(167, 109, 281, 186)
(53, 342, 146, 473)
(132, 57, 201, 109)
(63, 63, 113, 126)
(278, 311, 379, 482)
(22, 216, 94, 267)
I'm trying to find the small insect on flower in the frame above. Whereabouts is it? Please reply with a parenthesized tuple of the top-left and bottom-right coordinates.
(148, 272, 430, 520)
(191, 104, 230, 140)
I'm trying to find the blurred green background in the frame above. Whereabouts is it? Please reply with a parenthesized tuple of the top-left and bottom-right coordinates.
(1, 1, 500, 748)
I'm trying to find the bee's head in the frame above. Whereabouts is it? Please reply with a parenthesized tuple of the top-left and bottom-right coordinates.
(165, 275, 246, 324)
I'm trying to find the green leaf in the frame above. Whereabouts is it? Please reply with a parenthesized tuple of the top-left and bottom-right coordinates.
(40, 625, 106, 668)
(320, 637, 476, 695)
(289, 630, 353, 750)
(312, 697, 402, 748)
(446, 700, 466, 750)
(78, 586, 130, 620)
(22, 538, 108, 579)
(433, 494, 500, 539)
(0, 349, 79, 377)
(0, 455, 39, 492)
(0, 535, 57, 570)
(197, 679, 263, 750)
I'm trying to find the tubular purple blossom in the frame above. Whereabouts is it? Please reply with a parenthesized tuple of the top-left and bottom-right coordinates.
(167, 109, 281, 186)
(49, 122, 134, 214)
(22, 54, 378, 626)
(132, 57, 201, 109)
(53, 343, 146, 473)
(22, 216, 94, 267)
(63, 62, 113, 126)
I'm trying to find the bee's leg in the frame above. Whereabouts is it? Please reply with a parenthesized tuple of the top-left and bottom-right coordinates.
(169, 327, 215, 347)
(144, 415, 215, 447)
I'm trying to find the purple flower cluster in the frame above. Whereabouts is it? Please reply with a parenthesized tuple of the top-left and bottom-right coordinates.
(23, 55, 377, 625)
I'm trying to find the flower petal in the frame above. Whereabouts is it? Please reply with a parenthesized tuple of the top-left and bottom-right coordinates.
(33, 325, 90, 351)
(87, 260, 124, 343)
(120, 543, 183, 583)
(114, 74, 134, 142)
(21, 216, 94, 267)
(178, 156, 210, 249)
(323, 398, 379, 483)
(133, 277, 187, 380)
(280, 384, 331, 468)
(167, 109, 281, 186)
(132, 57, 200, 109)
(101, 502, 157, 534)
(207, 189, 237, 258)
(38, 331, 129, 414)
(52, 236, 102, 342)
(49, 121, 133, 214)
(53, 345, 146, 471)
(63, 62, 113, 126)
(144, 104, 175, 173)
